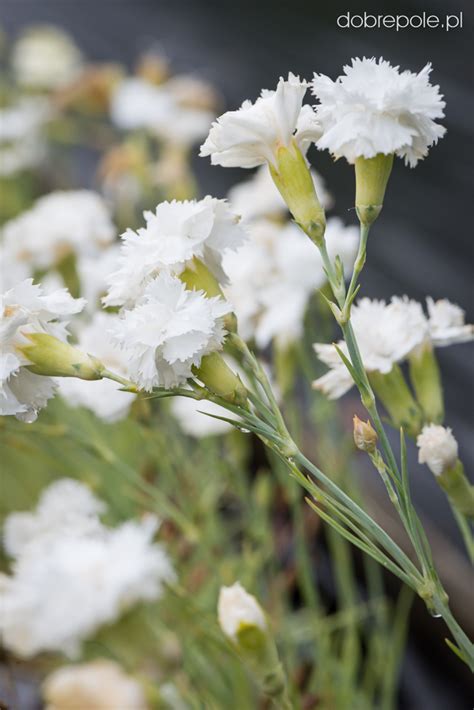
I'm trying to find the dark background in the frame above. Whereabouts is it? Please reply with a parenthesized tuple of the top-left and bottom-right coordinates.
(2, 1, 473, 707)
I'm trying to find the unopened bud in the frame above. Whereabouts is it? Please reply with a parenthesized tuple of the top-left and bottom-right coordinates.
(20, 333, 104, 380)
(353, 415, 378, 453)
(193, 352, 247, 406)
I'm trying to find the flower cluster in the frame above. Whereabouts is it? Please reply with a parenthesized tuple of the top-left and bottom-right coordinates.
(111, 76, 215, 147)
(224, 217, 357, 347)
(1, 279, 85, 421)
(0, 479, 175, 658)
(312, 57, 446, 166)
(2, 190, 116, 272)
(313, 296, 473, 399)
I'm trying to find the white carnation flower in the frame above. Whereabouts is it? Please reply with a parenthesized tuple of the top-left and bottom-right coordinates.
(111, 77, 214, 146)
(109, 273, 231, 390)
(417, 424, 458, 476)
(170, 396, 233, 437)
(200, 73, 321, 168)
(0, 98, 50, 176)
(313, 297, 428, 398)
(0, 279, 85, 421)
(104, 197, 245, 308)
(426, 297, 474, 346)
(0, 480, 175, 658)
(2, 191, 115, 271)
(228, 164, 333, 220)
(12, 26, 83, 90)
(218, 582, 266, 641)
(43, 659, 148, 710)
(58, 312, 136, 422)
(312, 57, 446, 166)
(224, 217, 357, 347)
(4, 478, 105, 558)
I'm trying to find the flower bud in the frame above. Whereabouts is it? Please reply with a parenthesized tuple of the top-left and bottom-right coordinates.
(20, 333, 104, 380)
(218, 583, 291, 706)
(353, 415, 378, 453)
(218, 582, 266, 643)
(417, 424, 458, 477)
(355, 153, 394, 226)
(269, 141, 326, 245)
(193, 352, 247, 406)
(417, 425, 474, 517)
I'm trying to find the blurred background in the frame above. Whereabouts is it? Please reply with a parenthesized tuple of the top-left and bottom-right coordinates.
(1, 0, 473, 707)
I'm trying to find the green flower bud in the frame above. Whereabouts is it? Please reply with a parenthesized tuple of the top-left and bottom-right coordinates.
(20, 333, 104, 380)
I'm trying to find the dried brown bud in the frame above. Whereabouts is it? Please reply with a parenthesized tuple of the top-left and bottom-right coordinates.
(353, 415, 378, 453)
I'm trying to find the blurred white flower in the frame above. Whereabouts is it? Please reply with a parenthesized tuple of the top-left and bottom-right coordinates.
(0, 246, 31, 290)
(0, 480, 175, 658)
(312, 57, 446, 166)
(43, 659, 148, 710)
(313, 295, 474, 399)
(58, 312, 136, 422)
(200, 73, 321, 168)
(109, 273, 231, 390)
(427, 297, 474, 346)
(0, 279, 85, 421)
(104, 197, 245, 308)
(0, 98, 50, 176)
(228, 164, 333, 221)
(76, 245, 121, 313)
(4, 478, 105, 558)
(170, 396, 233, 437)
(417, 424, 458, 476)
(224, 217, 357, 347)
(12, 25, 83, 90)
(218, 582, 266, 641)
(2, 191, 115, 271)
(110, 77, 214, 146)
(165, 74, 221, 112)
(313, 297, 428, 398)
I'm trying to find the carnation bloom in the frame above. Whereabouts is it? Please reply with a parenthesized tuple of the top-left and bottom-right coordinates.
(0, 479, 175, 658)
(312, 57, 446, 166)
(109, 273, 231, 390)
(426, 297, 474, 346)
(227, 164, 333, 221)
(224, 217, 357, 347)
(200, 73, 321, 168)
(417, 424, 458, 476)
(110, 77, 214, 146)
(58, 313, 136, 422)
(313, 296, 473, 398)
(0, 279, 85, 421)
(218, 582, 266, 641)
(170, 396, 233, 437)
(2, 191, 115, 271)
(12, 25, 83, 90)
(43, 659, 147, 710)
(104, 197, 245, 308)
(4, 478, 105, 558)
(0, 98, 50, 176)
